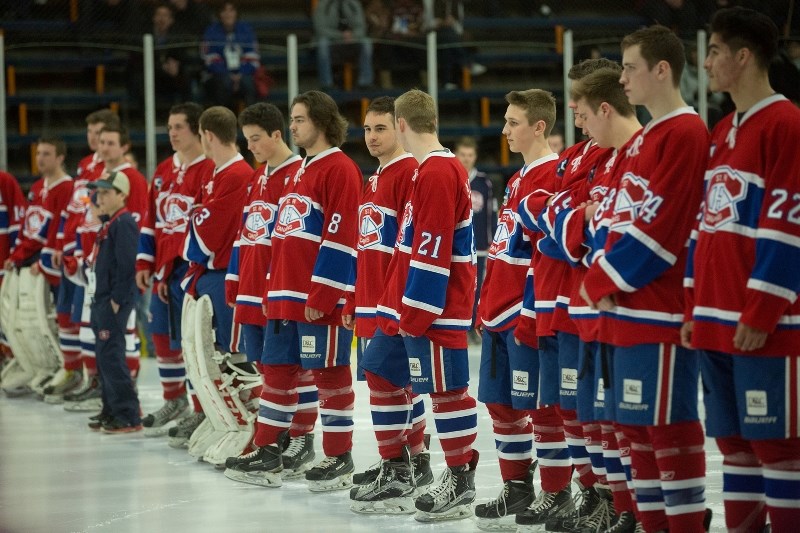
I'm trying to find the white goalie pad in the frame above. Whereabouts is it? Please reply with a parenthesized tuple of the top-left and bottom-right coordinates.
(181, 294, 260, 464)
(0, 268, 61, 392)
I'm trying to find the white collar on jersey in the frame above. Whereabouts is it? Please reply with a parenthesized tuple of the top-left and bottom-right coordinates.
(520, 151, 560, 177)
(110, 162, 133, 173)
(642, 106, 697, 136)
(420, 148, 454, 165)
(213, 152, 244, 176)
(726, 93, 787, 149)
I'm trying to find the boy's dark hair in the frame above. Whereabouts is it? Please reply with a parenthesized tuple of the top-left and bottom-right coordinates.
(454, 136, 477, 151)
(292, 90, 348, 147)
(505, 89, 557, 136)
(37, 136, 67, 158)
(366, 96, 396, 119)
(571, 68, 636, 118)
(621, 25, 685, 86)
(86, 109, 120, 128)
(199, 106, 238, 145)
(568, 58, 621, 81)
(710, 7, 779, 71)
(100, 124, 130, 147)
(169, 102, 204, 136)
(238, 102, 285, 135)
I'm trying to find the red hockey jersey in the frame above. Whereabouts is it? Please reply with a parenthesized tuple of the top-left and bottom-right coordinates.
(0, 171, 27, 282)
(136, 154, 213, 281)
(345, 153, 416, 338)
(226, 155, 301, 326)
(478, 154, 558, 345)
(183, 154, 252, 272)
(59, 154, 105, 255)
(376, 151, 476, 349)
(689, 95, 800, 356)
(266, 148, 361, 326)
(11, 175, 73, 285)
(584, 108, 708, 347)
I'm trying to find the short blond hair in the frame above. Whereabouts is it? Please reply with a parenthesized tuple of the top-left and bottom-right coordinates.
(395, 89, 437, 134)
(505, 89, 557, 136)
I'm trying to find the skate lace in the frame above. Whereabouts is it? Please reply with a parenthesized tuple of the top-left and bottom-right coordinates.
(563, 486, 592, 521)
(237, 447, 263, 460)
(176, 412, 203, 429)
(426, 468, 456, 503)
(530, 489, 557, 513)
(484, 483, 510, 514)
(154, 400, 183, 419)
(315, 455, 340, 470)
(607, 511, 636, 533)
(578, 498, 612, 531)
(283, 436, 306, 458)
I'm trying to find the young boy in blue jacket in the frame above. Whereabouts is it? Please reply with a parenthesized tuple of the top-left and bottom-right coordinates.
(87, 171, 142, 433)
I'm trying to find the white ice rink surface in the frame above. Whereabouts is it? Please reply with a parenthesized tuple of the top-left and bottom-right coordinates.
(0, 348, 727, 533)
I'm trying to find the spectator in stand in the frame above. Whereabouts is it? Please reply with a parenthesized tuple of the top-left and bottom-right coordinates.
(313, 0, 375, 90)
(370, 0, 427, 89)
(169, 0, 213, 37)
(201, 1, 260, 109)
(423, 0, 486, 90)
(129, 3, 194, 108)
(152, 4, 193, 105)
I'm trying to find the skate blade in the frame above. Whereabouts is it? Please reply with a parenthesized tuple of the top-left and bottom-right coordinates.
(475, 515, 519, 532)
(3, 386, 32, 397)
(281, 462, 314, 480)
(414, 504, 473, 523)
(168, 437, 190, 449)
(144, 425, 172, 438)
(224, 468, 283, 488)
(64, 399, 102, 412)
(350, 496, 417, 515)
(43, 394, 66, 405)
(307, 473, 353, 492)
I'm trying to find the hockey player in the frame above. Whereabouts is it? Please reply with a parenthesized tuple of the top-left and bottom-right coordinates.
(226, 91, 360, 491)
(346, 96, 434, 513)
(2, 138, 73, 396)
(454, 136, 496, 345)
(581, 25, 710, 533)
(224, 102, 319, 480)
(136, 103, 213, 437)
(374, 89, 479, 522)
(5, 138, 73, 278)
(682, 7, 800, 532)
(550, 67, 643, 532)
(0, 170, 25, 367)
(50, 109, 119, 404)
(180, 106, 256, 464)
(471, 89, 559, 530)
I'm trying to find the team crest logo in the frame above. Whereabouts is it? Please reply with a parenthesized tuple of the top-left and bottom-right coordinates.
(153, 176, 163, 191)
(701, 167, 747, 230)
(274, 193, 312, 237)
(241, 201, 275, 244)
(470, 190, 485, 212)
(67, 181, 91, 214)
(611, 173, 662, 230)
(358, 203, 385, 249)
(157, 193, 194, 233)
(589, 185, 609, 203)
(23, 206, 47, 238)
(489, 208, 516, 256)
